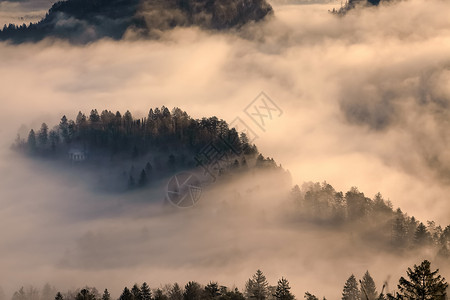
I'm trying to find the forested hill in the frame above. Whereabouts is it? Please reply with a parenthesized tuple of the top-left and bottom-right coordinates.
(0, 0, 273, 43)
(330, 0, 389, 15)
(13, 107, 450, 259)
(13, 107, 286, 190)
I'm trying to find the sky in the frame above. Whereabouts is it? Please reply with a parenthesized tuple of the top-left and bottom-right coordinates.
(1, 0, 450, 298)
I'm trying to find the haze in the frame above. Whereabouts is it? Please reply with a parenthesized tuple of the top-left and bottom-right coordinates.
(1, 0, 450, 299)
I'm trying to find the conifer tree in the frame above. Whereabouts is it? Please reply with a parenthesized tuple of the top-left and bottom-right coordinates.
(168, 284, 183, 300)
(141, 283, 152, 300)
(101, 290, 110, 300)
(342, 275, 360, 300)
(245, 270, 269, 300)
(120, 288, 133, 300)
(131, 285, 142, 300)
(397, 260, 448, 299)
(360, 271, 377, 300)
(183, 282, 202, 300)
(273, 278, 294, 300)
(303, 293, 318, 300)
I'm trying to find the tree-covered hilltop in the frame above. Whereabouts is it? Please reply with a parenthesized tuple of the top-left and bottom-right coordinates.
(290, 182, 450, 260)
(6, 260, 448, 300)
(13, 106, 285, 190)
(330, 0, 389, 15)
(0, 0, 273, 43)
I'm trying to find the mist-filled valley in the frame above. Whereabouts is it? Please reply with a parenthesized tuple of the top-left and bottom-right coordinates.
(1, 0, 450, 298)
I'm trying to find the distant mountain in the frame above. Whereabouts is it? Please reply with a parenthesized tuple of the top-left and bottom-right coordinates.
(0, 0, 273, 43)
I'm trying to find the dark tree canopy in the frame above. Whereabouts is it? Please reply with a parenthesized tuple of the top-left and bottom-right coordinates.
(396, 260, 448, 300)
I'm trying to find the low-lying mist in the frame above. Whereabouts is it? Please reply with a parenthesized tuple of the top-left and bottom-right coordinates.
(1, 0, 450, 298)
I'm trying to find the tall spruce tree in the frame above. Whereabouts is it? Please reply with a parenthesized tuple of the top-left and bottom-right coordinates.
(101, 289, 110, 300)
(168, 284, 183, 300)
(360, 271, 377, 300)
(245, 270, 270, 300)
(183, 282, 202, 300)
(397, 260, 448, 299)
(131, 284, 142, 300)
(342, 275, 360, 300)
(414, 223, 432, 247)
(141, 283, 152, 300)
(273, 278, 294, 300)
(120, 288, 133, 300)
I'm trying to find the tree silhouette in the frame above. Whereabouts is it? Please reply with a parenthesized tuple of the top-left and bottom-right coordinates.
(273, 278, 294, 300)
(342, 275, 360, 300)
(131, 284, 142, 300)
(120, 288, 133, 300)
(168, 283, 183, 300)
(27, 129, 37, 152)
(245, 270, 269, 300)
(101, 289, 110, 300)
(183, 282, 202, 300)
(414, 223, 432, 247)
(360, 271, 377, 300)
(55, 293, 64, 300)
(397, 260, 448, 299)
(141, 283, 152, 300)
(204, 282, 220, 299)
(303, 293, 318, 300)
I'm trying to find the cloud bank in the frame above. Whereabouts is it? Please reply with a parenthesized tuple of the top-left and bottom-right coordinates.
(1, 0, 450, 298)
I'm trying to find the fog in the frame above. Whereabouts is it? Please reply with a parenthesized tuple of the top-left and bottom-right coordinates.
(1, 0, 450, 298)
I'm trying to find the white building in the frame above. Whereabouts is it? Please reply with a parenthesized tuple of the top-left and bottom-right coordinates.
(68, 149, 87, 162)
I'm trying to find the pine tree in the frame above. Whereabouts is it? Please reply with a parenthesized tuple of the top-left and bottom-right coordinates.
(102, 289, 110, 300)
(360, 271, 377, 300)
(168, 283, 183, 300)
(141, 283, 152, 300)
(153, 289, 167, 300)
(183, 282, 202, 300)
(414, 223, 432, 247)
(342, 275, 360, 300)
(38, 123, 48, 147)
(303, 293, 318, 300)
(273, 278, 294, 300)
(397, 260, 448, 299)
(27, 129, 37, 151)
(76, 289, 96, 300)
(59, 115, 69, 143)
(205, 282, 220, 299)
(131, 284, 142, 300)
(120, 288, 133, 300)
(245, 270, 269, 300)
(55, 293, 64, 300)
(392, 209, 407, 249)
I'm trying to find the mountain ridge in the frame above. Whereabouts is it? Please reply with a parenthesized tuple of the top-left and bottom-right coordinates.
(0, 0, 273, 43)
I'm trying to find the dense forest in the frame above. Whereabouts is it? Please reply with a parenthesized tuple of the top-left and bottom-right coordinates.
(3, 260, 447, 300)
(329, 0, 389, 15)
(0, 0, 273, 43)
(12, 107, 450, 257)
(290, 182, 450, 260)
(13, 107, 285, 190)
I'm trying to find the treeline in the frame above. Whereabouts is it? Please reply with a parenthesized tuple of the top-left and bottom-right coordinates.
(15, 107, 257, 158)
(329, 0, 386, 15)
(290, 182, 450, 258)
(7, 261, 448, 300)
(13, 107, 283, 190)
